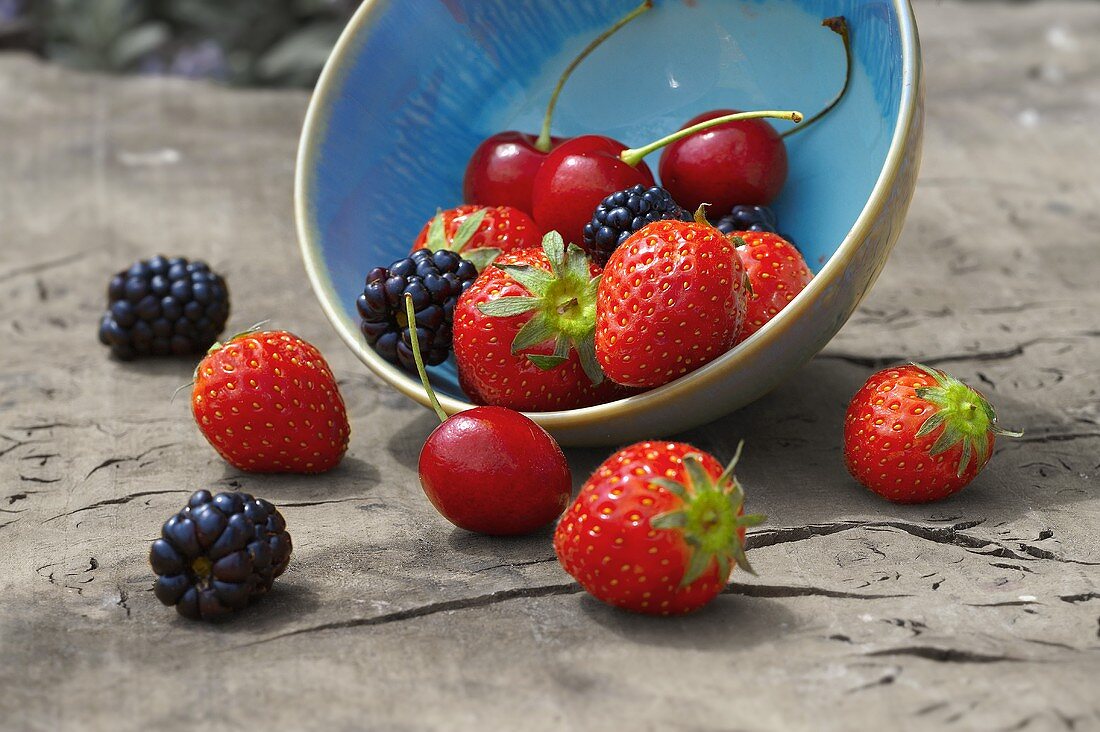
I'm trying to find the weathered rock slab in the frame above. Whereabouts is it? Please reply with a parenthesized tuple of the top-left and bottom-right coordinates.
(1, 2, 1099, 729)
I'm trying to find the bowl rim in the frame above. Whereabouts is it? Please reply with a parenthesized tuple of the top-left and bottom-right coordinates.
(295, 0, 922, 427)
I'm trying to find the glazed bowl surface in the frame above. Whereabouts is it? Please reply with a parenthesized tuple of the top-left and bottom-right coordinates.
(297, 0, 923, 446)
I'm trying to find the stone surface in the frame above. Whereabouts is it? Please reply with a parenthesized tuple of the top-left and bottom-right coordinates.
(1, 2, 1099, 730)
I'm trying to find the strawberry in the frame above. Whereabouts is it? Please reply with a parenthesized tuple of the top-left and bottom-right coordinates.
(732, 231, 813, 343)
(595, 213, 748, 388)
(554, 440, 763, 615)
(412, 205, 542, 271)
(844, 364, 1021, 503)
(453, 231, 621, 411)
(192, 330, 350, 473)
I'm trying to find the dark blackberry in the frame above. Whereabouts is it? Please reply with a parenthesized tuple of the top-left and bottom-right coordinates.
(150, 490, 291, 621)
(583, 184, 693, 263)
(357, 248, 478, 372)
(97, 255, 230, 360)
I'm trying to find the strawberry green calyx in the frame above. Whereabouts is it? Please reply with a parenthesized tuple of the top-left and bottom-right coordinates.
(912, 363, 1023, 477)
(476, 231, 603, 384)
(423, 208, 500, 272)
(649, 443, 765, 586)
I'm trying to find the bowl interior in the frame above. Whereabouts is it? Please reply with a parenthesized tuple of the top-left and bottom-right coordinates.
(300, 0, 904, 402)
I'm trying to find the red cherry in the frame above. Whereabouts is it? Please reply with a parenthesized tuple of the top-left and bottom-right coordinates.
(658, 109, 789, 211)
(419, 406, 571, 535)
(402, 294, 571, 536)
(462, 1, 653, 215)
(657, 17, 854, 213)
(463, 132, 564, 214)
(532, 110, 804, 245)
(531, 134, 656, 246)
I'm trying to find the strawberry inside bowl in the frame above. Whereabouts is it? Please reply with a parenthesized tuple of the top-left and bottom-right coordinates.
(296, 0, 922, 446)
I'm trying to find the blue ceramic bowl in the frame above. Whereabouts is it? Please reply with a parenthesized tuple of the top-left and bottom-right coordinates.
(297, 0, 922, 446)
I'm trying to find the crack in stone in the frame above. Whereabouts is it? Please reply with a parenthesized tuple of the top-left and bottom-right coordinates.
(280, 497, 376, 509)
(241, 577, 909, 648)
(989, 562, 1036, 573)
(117, 586, 131, 618)
(6, 492, 36, 505)
(1013, 432, 1100, 445)
(863, 646, 1026, 664)
(846, 671, 898, 694)
(12, 422, 81, 432)
(819, 337, 1076, 370)
(0, 251, 89, 283)
(725, 583, 908, 600)
(748, 519, 1097, 566)
(42, 489, 190, 523)
(1060, 592, 1100, 604)
(472, 557, 558, 573)
(18, 475, 60, 484)
(238, 583, 584, 648)
(85, 443, 178, 479)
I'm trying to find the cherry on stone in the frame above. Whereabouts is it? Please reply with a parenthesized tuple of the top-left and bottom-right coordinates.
(532, 109, 803, 246)
(658, 17, 852, 212)
(462, 1, 652, 215)
(403, 294, 572, 536)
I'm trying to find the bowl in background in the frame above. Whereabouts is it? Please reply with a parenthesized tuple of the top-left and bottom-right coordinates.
(296, 0, 923, 446)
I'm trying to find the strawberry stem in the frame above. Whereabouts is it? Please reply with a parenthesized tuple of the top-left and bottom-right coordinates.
(404, 293, 448, 423)
(535, 0, 653, 152)
(619, 110, 803, 167)
(780, 16, 851, 139)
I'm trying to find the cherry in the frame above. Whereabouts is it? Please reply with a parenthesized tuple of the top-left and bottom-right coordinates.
(659, 109, 788, 211)
(532, 110, 803, 245)
(404, 294, 572, 536)
(658, 17, 852, 213)
(463, 1, 652, 215)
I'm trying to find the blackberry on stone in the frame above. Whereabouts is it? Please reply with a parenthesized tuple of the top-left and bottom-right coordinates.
(98, 255, 230, 360)
(357, 248, 478, 372)
(583, 184, 692, 263)
(150, 490, 291, 621)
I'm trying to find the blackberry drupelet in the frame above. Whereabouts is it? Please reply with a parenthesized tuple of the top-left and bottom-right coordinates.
(98, 255, 230, 360)
(583, 184, 692, 263)
(150, 490, 292, 621)
(357, 249, 478, 372)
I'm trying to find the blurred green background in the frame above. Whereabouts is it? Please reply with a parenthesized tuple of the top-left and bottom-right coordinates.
(0, 0, 361, 87)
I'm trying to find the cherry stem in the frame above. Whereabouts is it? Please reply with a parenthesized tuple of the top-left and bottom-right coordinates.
(535, 0, 653, 152)
(781, 16, 851, 139)
(404, 293, 448, 424)
(619, 110, 803, 167)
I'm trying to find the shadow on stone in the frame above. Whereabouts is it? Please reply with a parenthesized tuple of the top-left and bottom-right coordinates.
(214, 456, 381, 502)
(175, 580, 323, 635)
(444, 523, 556, 565)
(576, 592, 799, 652)
(385, 410, 438, 471)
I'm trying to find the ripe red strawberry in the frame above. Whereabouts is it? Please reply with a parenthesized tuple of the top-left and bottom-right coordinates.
(595, 214, 748, 388)
(453, 232, 621, 411)
(554, 440, 763, 615)
(412, 205, 542, 271)
(733, 231, 813, 343)
(844, 364, 1021, 503)
(192, 330, 350, 473)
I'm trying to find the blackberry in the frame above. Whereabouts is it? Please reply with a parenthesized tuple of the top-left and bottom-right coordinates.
(357, 248, 478, 372)
(150, 490, 291, 621)
(97, 255, 230, 360)
(713, 204, 797, 248)
(583, 184, 692, 263)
